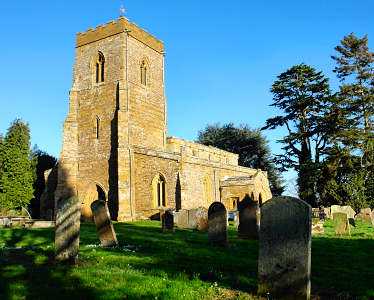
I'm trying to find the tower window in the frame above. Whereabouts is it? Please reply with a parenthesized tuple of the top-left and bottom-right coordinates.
(140, 59, 149, 86)
(95, 52, 105, 83)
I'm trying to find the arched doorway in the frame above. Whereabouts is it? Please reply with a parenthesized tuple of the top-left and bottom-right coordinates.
(82, 183, 106, 221)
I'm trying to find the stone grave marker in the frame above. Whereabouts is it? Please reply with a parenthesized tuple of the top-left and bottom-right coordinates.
(162, 209, 174, 233)
(91, 200, 118, 247)
(258, 196, 312, 299)
(331, 205, 355, 219)
(355, 208, 372, 224)
(195, 207, 208, 231)
(312, 221, 324, 234)
(333, 212, 350, 236)
(55, 195, 81, 263)
(208, 202, 228, 247)
(238, 195, 259, 239)
(174, 209, 189, 229)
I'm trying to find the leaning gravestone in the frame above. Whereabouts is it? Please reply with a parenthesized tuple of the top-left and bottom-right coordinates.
(238, 195, 259, 239)
(55, 195, 81, 263)
(162, 209, 174, 233)
(258, 196, 312, 299)
(91, 200, 118, 247)
(333, 212, 350, 236)
(208, 202, 228, 247)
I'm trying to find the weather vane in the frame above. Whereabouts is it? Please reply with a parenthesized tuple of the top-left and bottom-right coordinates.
(120, 5, 126, 17)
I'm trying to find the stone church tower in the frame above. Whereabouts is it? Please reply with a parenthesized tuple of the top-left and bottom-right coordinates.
(55, 17, 272, 222)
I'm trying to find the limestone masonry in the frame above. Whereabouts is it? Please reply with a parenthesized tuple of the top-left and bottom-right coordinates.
(53, 17, 272, 221)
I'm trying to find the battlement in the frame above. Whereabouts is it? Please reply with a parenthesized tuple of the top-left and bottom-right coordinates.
(166, 136, 239, 165)
(76, 17, 164, 52)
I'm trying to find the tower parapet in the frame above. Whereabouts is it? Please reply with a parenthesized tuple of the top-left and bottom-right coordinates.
(76, 17, 164, 52)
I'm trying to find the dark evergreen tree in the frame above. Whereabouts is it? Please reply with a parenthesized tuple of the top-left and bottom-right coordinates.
(0, 119, 34, 210)
(197, 123, 285, 196)
(331, 33, 374, 207)
(263, 64, 334, 206)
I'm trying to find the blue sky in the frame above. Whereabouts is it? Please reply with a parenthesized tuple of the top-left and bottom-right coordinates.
(1, 1, 374, 193)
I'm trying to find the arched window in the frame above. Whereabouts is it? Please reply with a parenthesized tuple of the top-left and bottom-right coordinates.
(95, 52, 105, 83)
(140, 59, 149, 86)
(152, 174, 166, 207)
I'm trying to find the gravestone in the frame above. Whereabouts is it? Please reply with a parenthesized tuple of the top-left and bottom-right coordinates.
(331, 205, 355, 219)
(238, 195, 259, 239)
(233, 211, 239, 227)
(194, 207, 208, 231)
(258, 196, 312, 299)
(208, 202, 228, 247)
(324, 207, 331, 219)
(188, 207, 201, 229)
(312, 221, 324, 234)
(174, 209, 189, 229)
(333, 212, 350, 236)
(355, 208, 372, 223)
(91, 200, 118, 247)
(162, 209, 174, 233)
(55, 195, 81, 263)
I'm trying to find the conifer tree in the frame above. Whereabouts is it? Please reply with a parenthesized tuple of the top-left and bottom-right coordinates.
(331, 33, 374, 206)
(0, 119, 34, 210)
(263, 64, 334, 206)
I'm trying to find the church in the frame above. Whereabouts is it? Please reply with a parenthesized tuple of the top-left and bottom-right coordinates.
(52, 17, 272, 221)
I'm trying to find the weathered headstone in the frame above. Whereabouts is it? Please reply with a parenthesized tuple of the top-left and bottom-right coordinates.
(258, 196, 312, 299)
(162, 209, 174, 233)
(55, 195, 81, 263)
(324, 207, 331, 219)
(238, 195, 259, 239)
(174, 209, 189, 229)
(355, 208, 372, 223)
(312, 221, 324, 234)
(333, 212, 350, 236)
(233, 211, 239, 227)
(188, 207, 200, 229)
(91, 200, 118, 247)
(208, 202, 228, 247)
(331, 205, 355, 219)
(194, 207, 208, 231)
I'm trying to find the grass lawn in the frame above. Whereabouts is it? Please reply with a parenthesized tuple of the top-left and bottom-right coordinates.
(0, 219, 374, 299)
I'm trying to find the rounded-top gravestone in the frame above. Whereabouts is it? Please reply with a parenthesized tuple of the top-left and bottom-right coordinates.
(91, 200, 118, 247)
(238, 194, 260, 239)
(208, 202, 228, 247)
(258, 196, 312, 299)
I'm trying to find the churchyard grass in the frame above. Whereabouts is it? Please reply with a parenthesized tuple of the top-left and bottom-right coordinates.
(0, 219, 373, 299)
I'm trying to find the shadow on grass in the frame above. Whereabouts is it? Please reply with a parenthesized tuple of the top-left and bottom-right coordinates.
(0, 227, 97, 300)
(1, 220, 374, 299)
(80, 221, 259, 294)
